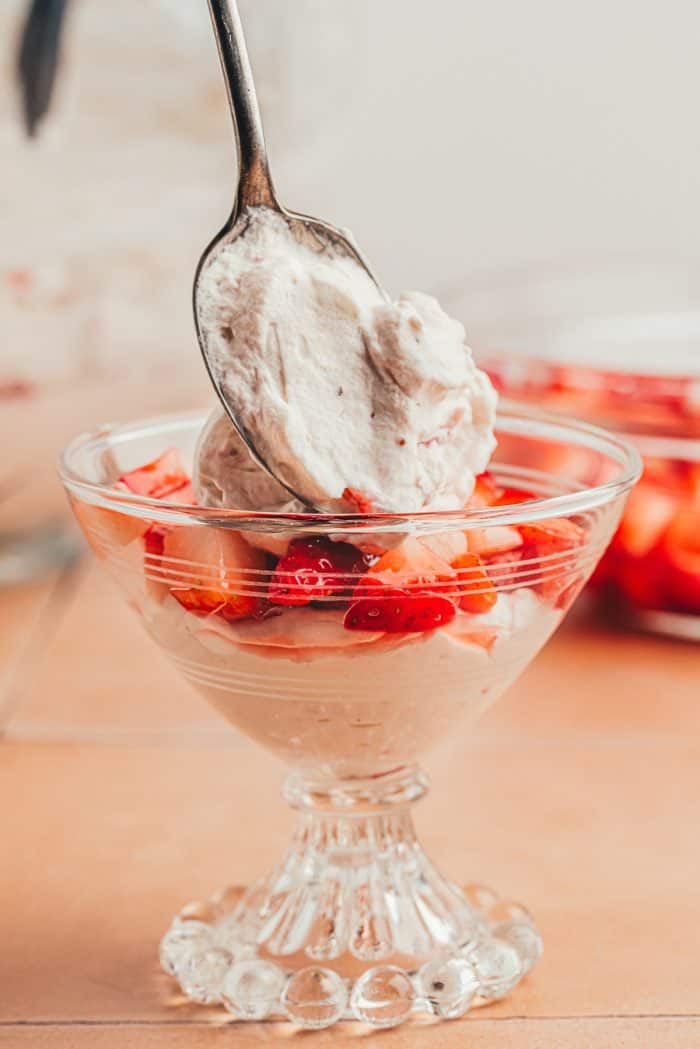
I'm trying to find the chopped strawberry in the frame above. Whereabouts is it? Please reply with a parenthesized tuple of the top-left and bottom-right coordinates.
(614, 552, 667, 611)
(518, 517, 585, 601)
(119, 448, 192, 500)
(466, 525, 523, 558)
(518, 517, 585, 552)
(269, 536, 373, 606)
(344, 584, 456, 633)
(162, 525, 267, 622)
(369, 538, 458, 597)
(493, 488, 537, 506)
(166, 480, 196, 505)
(483, 548, 525, 588)
(342, 487, 375, 514)
(71, 497, 147, 554)
(144, 525, 168, 558)
(469, 472, 504, 507)
(688, 463, 700, 502)
(452, 553, 498, 613)
(614, 483, 678, 558)
(657, 509, 700, 614)
(370, 537, 454, 580)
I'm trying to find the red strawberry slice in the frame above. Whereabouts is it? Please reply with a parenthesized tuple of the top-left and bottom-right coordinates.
(164, 480, 195, 505)
(467, 525, 523, 559)
(369, 538, 457, 595)
(269, 537, 373, 606)
(162, 525, 267, 622)
(518, 517, 585, 552)
(144, 525, 168, 558)
(657, 508, 700, 614)
(344, 584, 457, 633)
(483, 548, 525, 588)
(518, 517, 586, 601)
(119, 448, 192, 500)
(614, 482, 678, 558)
(469, 472, 504, 507)
(452, 553, 498, 613)
(71, 496, 148, 554)
(493, 487, 537, 506)
(342, 487, 375, 513)
(614, 552, 666, 611)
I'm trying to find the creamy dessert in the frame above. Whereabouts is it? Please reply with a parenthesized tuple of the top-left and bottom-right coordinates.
(195, 209, 497, 514)
(81, 446, 585, 777)
(76, 219, 588, 775)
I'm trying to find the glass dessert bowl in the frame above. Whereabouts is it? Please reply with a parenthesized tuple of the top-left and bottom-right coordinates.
(59, 408, 640, 1028)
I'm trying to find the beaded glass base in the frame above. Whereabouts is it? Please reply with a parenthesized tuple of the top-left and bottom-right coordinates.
(159, 773, 542, 1029)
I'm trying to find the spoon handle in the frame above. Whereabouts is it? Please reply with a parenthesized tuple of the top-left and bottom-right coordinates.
(206, 0, 277, 210)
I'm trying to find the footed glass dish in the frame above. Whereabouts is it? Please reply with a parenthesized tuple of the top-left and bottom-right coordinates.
(59, 407, 640, 1028)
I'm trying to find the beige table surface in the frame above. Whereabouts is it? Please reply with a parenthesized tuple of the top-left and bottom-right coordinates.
(1, 555, 699, 1048)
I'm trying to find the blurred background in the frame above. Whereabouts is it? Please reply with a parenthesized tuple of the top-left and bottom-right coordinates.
(1, 0, 698, 646)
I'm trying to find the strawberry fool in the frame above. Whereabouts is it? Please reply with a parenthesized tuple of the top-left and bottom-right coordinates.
(91, 451, 585, 776)
(87, 232, 586, 772)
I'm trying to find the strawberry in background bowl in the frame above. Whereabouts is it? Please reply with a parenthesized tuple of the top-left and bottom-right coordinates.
(443, 260, 700, 640)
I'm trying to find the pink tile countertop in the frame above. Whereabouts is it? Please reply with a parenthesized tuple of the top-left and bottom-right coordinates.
(1, 559, 699, 1047)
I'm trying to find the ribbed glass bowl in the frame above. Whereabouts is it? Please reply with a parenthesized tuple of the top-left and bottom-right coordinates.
(59, 407, 640, 1029)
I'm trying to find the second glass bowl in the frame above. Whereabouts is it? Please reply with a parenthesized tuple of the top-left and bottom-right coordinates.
(444, 260, 700, 640)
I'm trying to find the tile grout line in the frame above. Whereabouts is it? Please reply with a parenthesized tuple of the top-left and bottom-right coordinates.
(1, 1014, 700, 1027)
(0, 552, 85, 732)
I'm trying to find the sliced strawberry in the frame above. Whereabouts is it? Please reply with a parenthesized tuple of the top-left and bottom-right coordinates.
(657, 508, 700, 614)
(369, 538, 457, 597)
(370, 537, 454, 579)
(483, 548, 525, 588)
(269, 536, 373, 606)
(162, 525, 267, 622)
(493, 487, 537, 506)
(71, 497, 147, 555)
(165, 480, 196, 505)
(119, 448, 191, 500)
(469, 472, 504, 508)
(687, 463, 700, 502)
(518, 517, 585, 552)
(344, 584, 457, 633)
(518, 517, 585, 601)
(467, 525, 523, 558)
(452, 553, 498, 613)
(614, 482, 678, 558)
(342, 487, 375, 514)
(144, 525, 168, 558)
(614, 552, 666, 611)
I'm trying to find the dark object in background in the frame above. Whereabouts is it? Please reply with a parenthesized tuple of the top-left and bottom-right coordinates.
(16, 0, 71, 137)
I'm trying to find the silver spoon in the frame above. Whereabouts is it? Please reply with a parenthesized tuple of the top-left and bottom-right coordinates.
(195, 0, 384, 510)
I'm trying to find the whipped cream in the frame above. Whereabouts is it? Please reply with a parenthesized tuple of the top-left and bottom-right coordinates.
(195, 209, 497, 514)
(144, 588, 560, 777)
